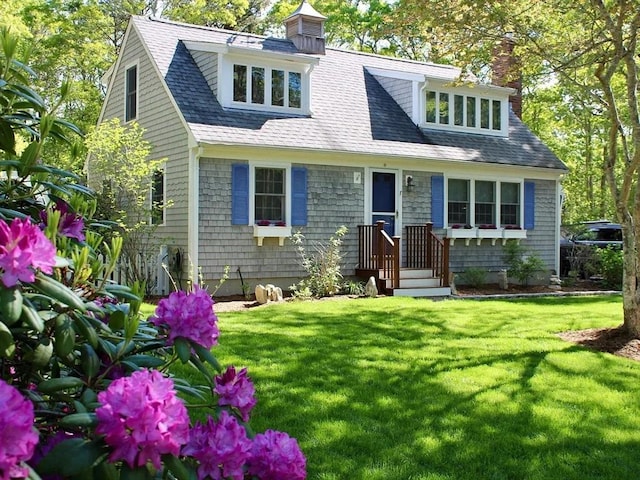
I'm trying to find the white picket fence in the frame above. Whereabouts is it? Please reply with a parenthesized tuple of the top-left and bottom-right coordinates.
(104, 245, 170, 296)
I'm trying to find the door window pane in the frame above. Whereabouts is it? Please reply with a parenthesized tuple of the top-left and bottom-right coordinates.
(233, 64, 247, 102)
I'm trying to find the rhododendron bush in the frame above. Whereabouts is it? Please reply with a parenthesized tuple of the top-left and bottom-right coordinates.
(0, 29, 305, 480)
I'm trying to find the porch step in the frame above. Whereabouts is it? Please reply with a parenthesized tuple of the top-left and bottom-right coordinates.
(380, 268, 451, 298)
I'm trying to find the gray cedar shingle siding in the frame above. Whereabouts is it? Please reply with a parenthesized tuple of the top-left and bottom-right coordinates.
(373, 75, 414, 119)
(198, 160, 364, 289)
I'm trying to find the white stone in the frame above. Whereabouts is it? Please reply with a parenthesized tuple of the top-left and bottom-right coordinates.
(364, 276, 378, 297)
(270, 286, 283, 302)
(255, 284, 269, 304)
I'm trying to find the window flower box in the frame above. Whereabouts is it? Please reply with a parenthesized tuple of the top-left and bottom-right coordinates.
(446, 226, 477, 246)
(253, 224, 291, 246)
(502, 226, 527, 244)
(476, 225, 501, 245)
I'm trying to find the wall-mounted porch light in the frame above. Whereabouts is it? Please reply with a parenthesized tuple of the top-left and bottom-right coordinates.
(405, 175, 414, 192)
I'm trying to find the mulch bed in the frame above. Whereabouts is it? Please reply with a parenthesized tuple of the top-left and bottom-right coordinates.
(557, 327, 640, 362)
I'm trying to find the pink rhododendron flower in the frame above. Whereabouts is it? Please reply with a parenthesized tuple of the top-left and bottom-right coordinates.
(41, 201, 85, 242)
(214, 366, 256, 422)
(247, 430, 306, 480)
(0, 379, 39, 480)
(151, 285, 219, 349)
(95, 369, 189, 469)
(182, 411, 252, 480)
(0, 217, 56, 287)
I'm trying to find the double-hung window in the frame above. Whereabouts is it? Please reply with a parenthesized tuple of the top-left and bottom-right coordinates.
(254, 167, 286, 224)
(475, 181, 496, 226)
(448, 179, 470, 225)
(150, 168, 165, 225)
(500, 182, 520, 227)
(125, 64, 138, 122)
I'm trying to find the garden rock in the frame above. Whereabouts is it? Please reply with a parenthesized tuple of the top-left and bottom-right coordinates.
(365, 276, 378, 297)
(255, 284, 283, 304)
(498, 269, 509, 290)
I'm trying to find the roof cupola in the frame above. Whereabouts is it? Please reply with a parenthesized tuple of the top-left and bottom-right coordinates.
(284, 0, 326, 55)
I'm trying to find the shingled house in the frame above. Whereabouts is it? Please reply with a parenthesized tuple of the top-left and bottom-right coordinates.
(93, 1, 567, 297)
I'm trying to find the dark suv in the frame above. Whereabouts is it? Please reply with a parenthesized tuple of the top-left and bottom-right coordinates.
(559, 221, 622, 276)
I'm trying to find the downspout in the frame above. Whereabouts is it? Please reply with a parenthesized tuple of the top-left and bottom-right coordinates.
(188, 145, 202, 286)
(555, 176, 565, 275)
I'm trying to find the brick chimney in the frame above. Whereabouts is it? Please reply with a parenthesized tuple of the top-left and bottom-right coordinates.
(492, 34, 522, 119)
(284, 0, 327, 55)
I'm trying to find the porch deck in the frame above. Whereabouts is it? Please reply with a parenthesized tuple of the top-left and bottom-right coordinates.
(356, 221, 450, 297)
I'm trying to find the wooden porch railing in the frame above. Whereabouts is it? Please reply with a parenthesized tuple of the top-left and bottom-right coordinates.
(405, 222, 450, 287)
(357, 221, 450, 289)
(357, 221, 400, 289)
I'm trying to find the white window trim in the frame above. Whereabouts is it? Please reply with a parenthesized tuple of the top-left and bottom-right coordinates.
(150, 164, 166, 226)
(124, 61, 139, 123)
(445, 176, 525, 245)
(249, 162, 292, 246)
(421, 86, 509, 137)
(219, 54, 312, 115)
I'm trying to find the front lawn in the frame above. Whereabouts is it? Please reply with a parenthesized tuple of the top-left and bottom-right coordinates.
(171, 295, 640, 480)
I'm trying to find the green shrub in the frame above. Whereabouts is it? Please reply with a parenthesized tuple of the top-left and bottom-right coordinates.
(290, 226, 348, 298)
(342, 280, 365, 296)
(503, 241, 546, 286)
(460, 267, 487, 288)
(596, 246, 623, 289)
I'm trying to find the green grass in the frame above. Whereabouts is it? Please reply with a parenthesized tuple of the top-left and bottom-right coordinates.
(170, 295, 640, 480)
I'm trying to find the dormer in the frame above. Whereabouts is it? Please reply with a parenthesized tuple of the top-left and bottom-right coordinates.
(185, 41, 319, 115)
(367, 66, 514, 137)
(284, 0, 327, 55)
(421, 81, 513, 137)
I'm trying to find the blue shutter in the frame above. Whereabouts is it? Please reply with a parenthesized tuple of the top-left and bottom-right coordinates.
(524, 181, 535, 230)
(431, 175, 444, 228)
(291, 167, 307, 226)
(231, 164, 249, 225)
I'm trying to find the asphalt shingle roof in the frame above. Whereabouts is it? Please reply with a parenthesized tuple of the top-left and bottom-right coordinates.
(132, 16, 566, 171)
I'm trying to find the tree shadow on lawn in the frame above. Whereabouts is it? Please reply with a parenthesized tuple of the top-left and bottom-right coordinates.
(218, 300, 640, 480)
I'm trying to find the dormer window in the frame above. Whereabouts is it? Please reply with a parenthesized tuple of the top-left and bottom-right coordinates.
(424, 88, 507, 136)
(232, 62, 304, 110)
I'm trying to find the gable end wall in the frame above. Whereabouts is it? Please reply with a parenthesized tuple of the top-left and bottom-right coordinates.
(100, 27, 191, 254)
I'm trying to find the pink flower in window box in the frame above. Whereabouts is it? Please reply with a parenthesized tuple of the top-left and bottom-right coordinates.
(275, 221, 286, 227)
(257, 220, 271, 226)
